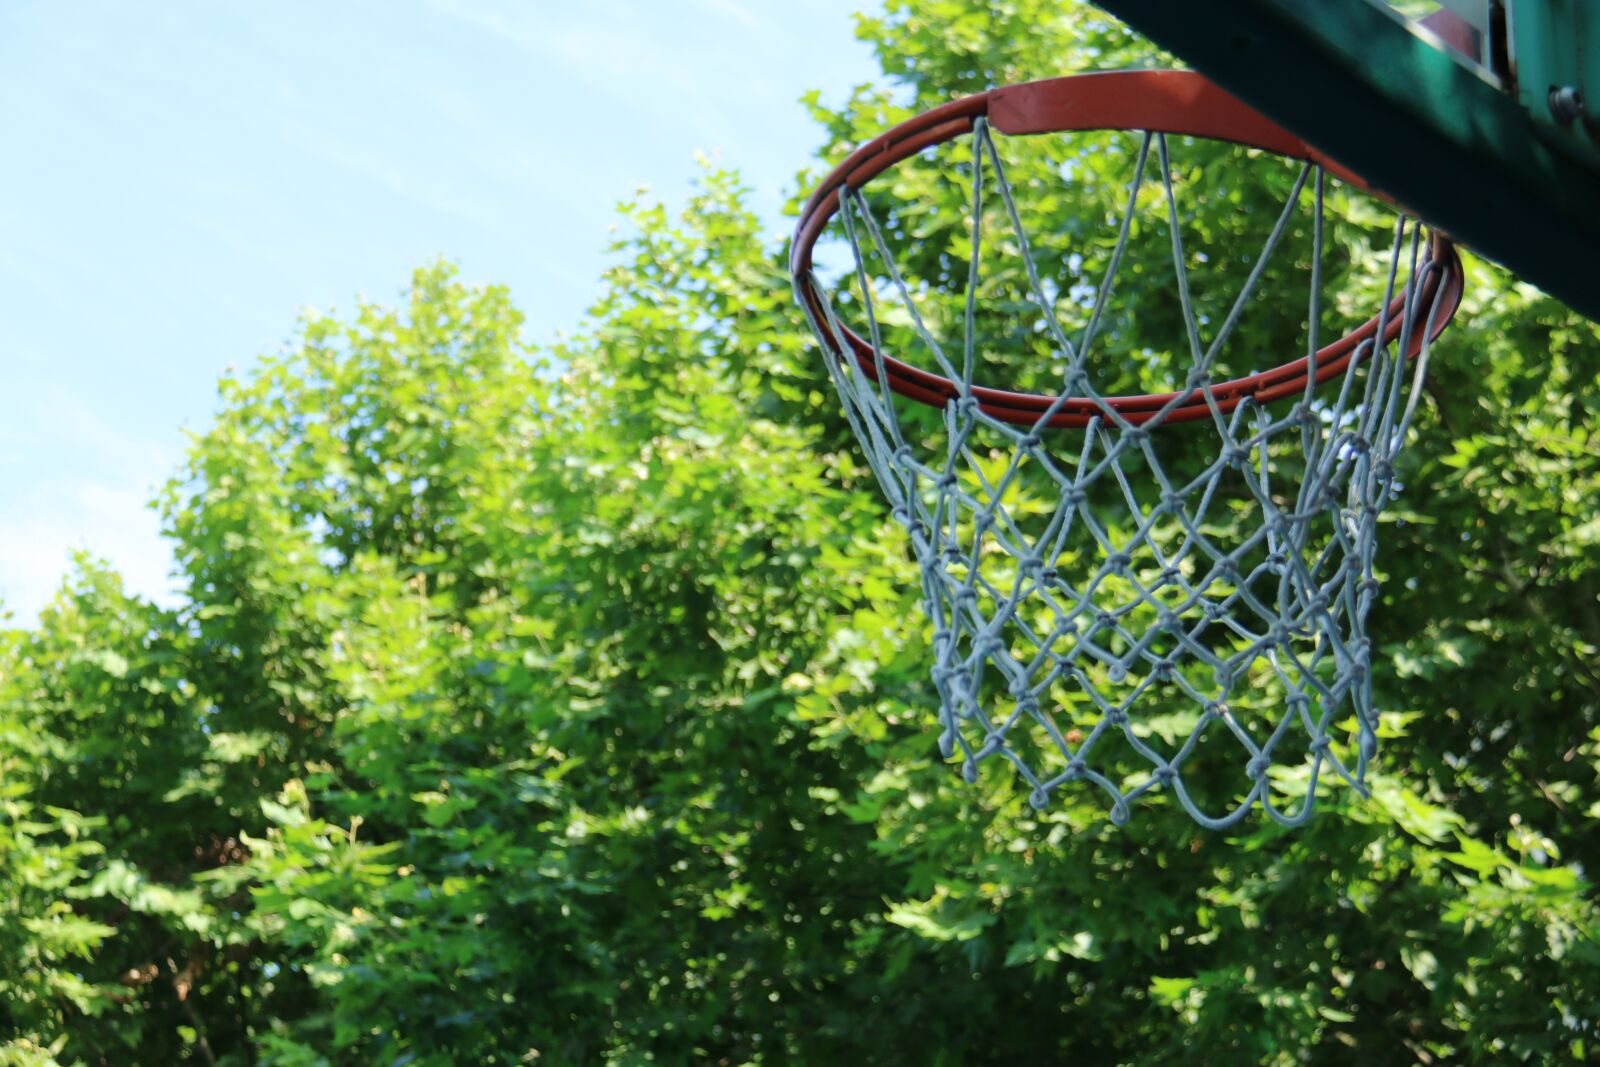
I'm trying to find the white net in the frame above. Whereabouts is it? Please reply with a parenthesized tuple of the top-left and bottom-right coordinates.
(796, 119, 1458, 827)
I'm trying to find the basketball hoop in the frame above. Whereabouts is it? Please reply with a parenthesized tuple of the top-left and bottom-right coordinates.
(792, 70, 1463, 828)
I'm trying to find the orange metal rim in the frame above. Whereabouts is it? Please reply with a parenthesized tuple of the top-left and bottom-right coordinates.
(791, 69, 1463, 429)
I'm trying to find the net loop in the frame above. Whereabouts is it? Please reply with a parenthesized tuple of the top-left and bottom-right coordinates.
(796, 98, 1462, 828)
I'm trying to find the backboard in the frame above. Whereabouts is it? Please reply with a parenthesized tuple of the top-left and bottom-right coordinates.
(1093, 0, 1600, 320)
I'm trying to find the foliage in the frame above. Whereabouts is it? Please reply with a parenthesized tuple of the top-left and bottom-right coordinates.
(2, 1, 1599, 1063)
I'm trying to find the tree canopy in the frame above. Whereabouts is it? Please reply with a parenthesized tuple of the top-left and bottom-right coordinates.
(3, 2, 1599, 1064)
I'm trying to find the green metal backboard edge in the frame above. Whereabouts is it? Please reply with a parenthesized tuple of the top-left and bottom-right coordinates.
(1093, 0, 1600, 320)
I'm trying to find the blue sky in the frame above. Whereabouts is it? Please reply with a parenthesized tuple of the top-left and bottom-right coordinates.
(0, 0, 880, 623)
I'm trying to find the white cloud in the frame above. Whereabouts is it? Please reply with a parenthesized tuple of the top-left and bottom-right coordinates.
(0, 391, 180, 626)
(421, 0, 721, 101)
(697, 0, 761, 29)
(0, 483, 176, 625)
